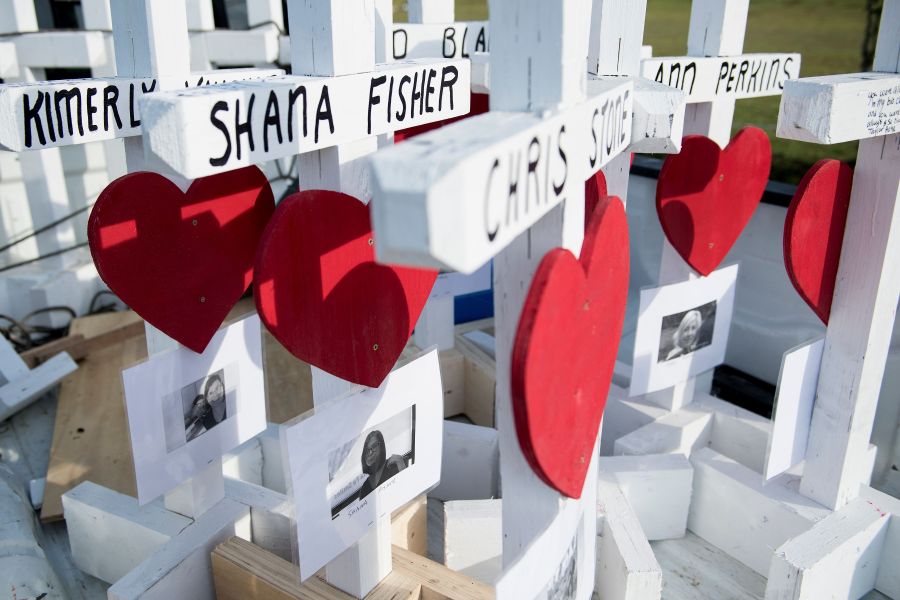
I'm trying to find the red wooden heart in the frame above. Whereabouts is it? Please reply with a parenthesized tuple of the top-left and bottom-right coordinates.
(254, 190, 438, 388)
(656, 126, 771, 276)
(88, 167, 274, 352)
(585, 170, 608, 230)
(783, 160, 853, 324)
(511, 195, 629, 498)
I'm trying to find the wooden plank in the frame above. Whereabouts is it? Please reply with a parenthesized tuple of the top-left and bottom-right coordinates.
(262, 329, 313, 424)
(443, 499, 502, 583)
(211, 538, 494, 600)
(20, 319, 146, 368)
(0, 68, 283, 152)
(641, 53, 800, 104)
(596, 475, 662, 600)
(369, 78, 633, 273)
(140, 60, 472, 178)
(778, 73, 900, 144)
(765, 497, 889, 600)
(860, 485, 900, 599)
(40, 312, 147, 522)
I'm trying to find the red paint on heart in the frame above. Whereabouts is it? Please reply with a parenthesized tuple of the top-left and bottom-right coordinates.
(88, 167, 275, 353)
(394, 92, 490, 142)
(254, 190, 438, 388)
(656, 127, 772, 276)
(783, 160, 853, 324)
(585, 170, 608, 231)
(511, 195, 629, 498)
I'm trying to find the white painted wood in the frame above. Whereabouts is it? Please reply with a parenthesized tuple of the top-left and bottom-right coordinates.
(186, 0, 215, 32)
(601, 384, 670, 456)
(0, 463, 64, 599)
(694, 392, 772, 474)
(860, 485, 900, 599)
(598, 453, 692, 540)
(164, 459, 227, 519)
(780, 1, 900, 510)
(0, 351, 78, 422)
(107, 499, 250, 600)
(0, 330, 28, 383)
(414, 294, 455, 350)
(0, 0, 37, 34)
(201, 29, 282, 67)
(443, 499, 503, 583)
(0, 68, 283, 152)
(431, 420, 499, 501)
(765, 497, 889, 600)
(369, 78, 633, 273)
(408, 0, 455, 25)
(689, 447, 830, 576)
(139, 60, 470, 178)
(62, 481, 191, 584)
(223, 437, 265, 487)
(0, 41, 18, 79)
(248, 0, 285, 30)
(391, 22, 489, 61)
(613, 404, 714, 456)
(765, 339, 825, 481)
(779, 74, 900, 144)
(642, 53, 800, 104)
(223, 478, 293, 561)
(596, 474, 663, 600)
(29, 476, 45, 509)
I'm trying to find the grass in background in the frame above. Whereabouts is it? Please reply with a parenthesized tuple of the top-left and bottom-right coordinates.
(396, 0, 866, 183)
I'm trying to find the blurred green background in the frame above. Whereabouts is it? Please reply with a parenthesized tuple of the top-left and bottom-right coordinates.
(394, 0, 867, 183)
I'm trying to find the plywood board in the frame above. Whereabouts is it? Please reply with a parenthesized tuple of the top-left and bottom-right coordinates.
(41, 310, 146, 522)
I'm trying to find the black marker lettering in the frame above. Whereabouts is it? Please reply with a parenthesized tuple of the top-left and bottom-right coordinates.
(23, 92, 45, 148)
(54, 88, 83, 138)
(439, 66, 458, 111)
(103, 85, 122, 131)
(315, 86, 334, 143)
(263, 90, 282, 152)
(553, 125, 567, 197)
(396, 75, 410, 120)
(368, 75, 387, 134)
(425, 69, 436, 113)
(485, 158, 500, 242)
(86, 87, 99, 132)
(209, 101, 231, 166)
(235, 94, 255, 160)
(287, 86, 307, 141)
(443, 27, 456, 58)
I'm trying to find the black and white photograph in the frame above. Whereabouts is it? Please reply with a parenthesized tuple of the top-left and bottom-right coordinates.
(327, 406, 416, 518)
(541, 536, 578, 600)
(123, 315, 267, 504)
(656, 300, 717, 362)
(282, 350, 443, 582)
(163, 369, 230, 452)
(630, 265, 738, 396)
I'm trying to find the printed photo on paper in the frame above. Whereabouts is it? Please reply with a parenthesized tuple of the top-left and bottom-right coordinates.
(124, 314, 266, 504)
(630, 264, 738, 396)
(281, 350, 443, 582)
(327, 406, 416, 518)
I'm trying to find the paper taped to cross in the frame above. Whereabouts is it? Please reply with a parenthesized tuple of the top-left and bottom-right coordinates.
(280, 349, 442, 581)
(123, 314, 266, 505)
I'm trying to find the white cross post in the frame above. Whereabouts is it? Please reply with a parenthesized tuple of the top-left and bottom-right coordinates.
(776, 0, 900, 511)
(367, 0, 662, 582)
(634, 0, 801, 412)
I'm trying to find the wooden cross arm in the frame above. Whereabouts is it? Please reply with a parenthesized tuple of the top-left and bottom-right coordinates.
(11, 30, 109, 70)
(0, 68, 283, 152)
(641, 52, 801, 103)
(369, 79, 634, 274)
(778, 73, 900, 144)
(391, 21, 490, 61)
(589, 76, 686, 154)
(140, 58, 472, 179)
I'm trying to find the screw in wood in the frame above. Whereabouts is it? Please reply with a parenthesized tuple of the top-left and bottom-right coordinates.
(368, 238, 374, 246)
(373, 343, 379, 351)
(200, 296, 206, 303)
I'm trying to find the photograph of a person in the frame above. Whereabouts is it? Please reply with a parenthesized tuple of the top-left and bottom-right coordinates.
(327, 405, 416, 518)
(163, 368, 231, 453)
(657, 300, 717, 362)
(183, 370, 227, 442)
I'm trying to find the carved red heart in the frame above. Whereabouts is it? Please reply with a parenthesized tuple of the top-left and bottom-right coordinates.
(585, 170, 608, 230)
(88, 167, 274, 352)
(783, 160, 853, 324)
(512, 195, 629, 498)
(254, 190, 438, 388)
(656, 127, 771, 276)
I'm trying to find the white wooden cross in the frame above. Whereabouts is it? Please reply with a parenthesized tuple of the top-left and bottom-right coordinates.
(635, 0, 801, 412)
(367, 2, 667, 590)
(776, 0, 900, 512)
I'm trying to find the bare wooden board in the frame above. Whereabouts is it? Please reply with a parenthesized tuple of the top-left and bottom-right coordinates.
(41, 300, 262, 522)
(262, 329, 313, 424)
(41, 311, 146, 522)
(212, 538, 494, 600)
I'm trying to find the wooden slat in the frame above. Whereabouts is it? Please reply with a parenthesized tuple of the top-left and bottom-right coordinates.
(211, 538, 494, 600)
(41, 311, 146, 522)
